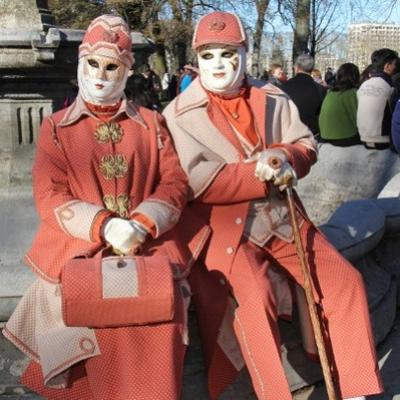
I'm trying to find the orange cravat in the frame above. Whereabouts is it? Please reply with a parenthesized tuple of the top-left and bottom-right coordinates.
(208, 88, 258, 146)
(85, 100, 122, 122)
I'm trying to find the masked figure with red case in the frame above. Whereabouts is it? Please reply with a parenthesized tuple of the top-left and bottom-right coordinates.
(2, 14, 209, 400)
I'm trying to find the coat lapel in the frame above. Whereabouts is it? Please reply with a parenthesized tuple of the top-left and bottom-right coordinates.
(174, 79, 241, 163)
(248, 86, 267, 148)
(177, 107, 241, 163)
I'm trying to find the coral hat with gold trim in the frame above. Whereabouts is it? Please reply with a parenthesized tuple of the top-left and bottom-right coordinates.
(192, 12, 248, 51)
(79, 14, 134, 68)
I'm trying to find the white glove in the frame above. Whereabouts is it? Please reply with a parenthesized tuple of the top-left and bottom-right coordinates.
(248, 148, 297, 190)
(103, 218, 148, 255)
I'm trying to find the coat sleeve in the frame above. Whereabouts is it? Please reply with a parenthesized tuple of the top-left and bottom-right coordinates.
(267, 96, 318, 180)
(196, 162, 268, 204)
(131, 114, 189, 238)
(392, 100, 400, 153)
(163, 112, 268, 204)
(204, 95, 318, 204)
(33, 117, 112, 243)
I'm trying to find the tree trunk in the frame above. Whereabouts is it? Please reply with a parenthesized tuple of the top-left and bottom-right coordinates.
(168, 0, 190, 68)
(292, 0, 311, 63)
(309, 0, 316, 57)
(151, 19, 167, 76)
(252, 0, 270, 78)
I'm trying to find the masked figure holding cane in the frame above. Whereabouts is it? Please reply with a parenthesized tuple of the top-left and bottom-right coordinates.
(163, 11, 383, 400)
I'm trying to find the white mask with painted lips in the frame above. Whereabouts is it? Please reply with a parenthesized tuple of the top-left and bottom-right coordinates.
(198, 45, 246, 96)
(77, 55, 131, 105)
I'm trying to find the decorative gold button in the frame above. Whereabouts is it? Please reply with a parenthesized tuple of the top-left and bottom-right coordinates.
(94, 121, 124, 144)
(231, 112, 239, 119)
(113, 155, 128, 178)
(226, 247, 234, 255)
(235, 217, 242, 225)
(103, 193, 131, 218)
(99, 154, 128, 180)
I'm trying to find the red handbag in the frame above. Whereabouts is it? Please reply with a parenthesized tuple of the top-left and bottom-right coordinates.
(61, 250, 175, 328)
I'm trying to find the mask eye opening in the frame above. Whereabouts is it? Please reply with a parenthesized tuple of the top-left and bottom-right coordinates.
(222, 51, 235, 58)
(200, 52, 213, 60)
(106, 63, 119, 71)
(87, 59, 99, 68)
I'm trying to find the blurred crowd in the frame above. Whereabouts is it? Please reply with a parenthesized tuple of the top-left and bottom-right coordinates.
(64, 47, 400, 154)
(260, 48, 400, 153)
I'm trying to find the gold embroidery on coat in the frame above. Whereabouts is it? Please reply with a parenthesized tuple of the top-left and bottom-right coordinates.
(94, 122, 124, 144)
(103, 194, 131, 218)
(99, 154, 128, 180)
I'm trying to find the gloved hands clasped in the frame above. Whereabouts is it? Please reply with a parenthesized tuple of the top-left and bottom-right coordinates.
(246, 148, 297, 190)
(103, 217, 148, 255)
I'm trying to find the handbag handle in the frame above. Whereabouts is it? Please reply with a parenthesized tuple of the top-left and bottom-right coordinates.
(94, 244, 142, 260)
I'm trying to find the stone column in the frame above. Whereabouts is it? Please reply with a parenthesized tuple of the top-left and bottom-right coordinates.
(0, 1, 156, 324)
(0, 1, 78, 322)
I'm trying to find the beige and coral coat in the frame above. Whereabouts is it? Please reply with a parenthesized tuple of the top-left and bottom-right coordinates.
(163, 77, 317, 396)
(163, 77, 317, 273)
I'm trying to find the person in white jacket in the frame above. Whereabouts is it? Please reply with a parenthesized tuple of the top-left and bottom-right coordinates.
(357, 48, 399, 149)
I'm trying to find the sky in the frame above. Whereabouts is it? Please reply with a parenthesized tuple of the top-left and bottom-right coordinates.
(236, 0, 400, 35)
(350, 0, 400, 24)
(222, 0, 400, 62)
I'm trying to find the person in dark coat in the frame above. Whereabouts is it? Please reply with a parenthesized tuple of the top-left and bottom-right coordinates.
(281, 54, 327, 136)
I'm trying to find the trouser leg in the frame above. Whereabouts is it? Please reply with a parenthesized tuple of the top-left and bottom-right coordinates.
(264, 220, 383, 398)
(228, 245, 293, 400)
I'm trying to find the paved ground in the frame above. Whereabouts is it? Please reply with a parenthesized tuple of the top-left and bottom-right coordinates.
(1, 312, 400, 399)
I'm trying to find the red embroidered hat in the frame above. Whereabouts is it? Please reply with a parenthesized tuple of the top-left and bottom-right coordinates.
(79, 15, 134, 68)
(192, 12, 247, 51)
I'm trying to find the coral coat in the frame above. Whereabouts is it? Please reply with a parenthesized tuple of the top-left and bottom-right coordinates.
(4, 96, 209, 399)
(26, 95, 189, 282)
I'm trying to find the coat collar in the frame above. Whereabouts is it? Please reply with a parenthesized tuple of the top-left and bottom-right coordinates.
(58, 94, 148, 129)
(174, 78, 209, 116)
(172, 76, 289, 153)
(174, 76, 287, 117)
(370, 72, 393, 87)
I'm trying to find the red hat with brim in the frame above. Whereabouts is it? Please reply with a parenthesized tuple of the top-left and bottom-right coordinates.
(192, 12, 248, 51)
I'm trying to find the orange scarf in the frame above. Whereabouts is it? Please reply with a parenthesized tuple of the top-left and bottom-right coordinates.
(208, 88, 258, 146)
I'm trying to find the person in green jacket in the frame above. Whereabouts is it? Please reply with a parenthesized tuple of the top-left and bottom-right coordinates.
(319, 63, 361, 146)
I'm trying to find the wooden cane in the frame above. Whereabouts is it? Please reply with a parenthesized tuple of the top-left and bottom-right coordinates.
(285, 185, 338, 400)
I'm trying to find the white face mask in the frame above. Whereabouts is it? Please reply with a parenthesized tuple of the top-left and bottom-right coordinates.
(197, 45, 246, 95)
(78, 55, 131, 105)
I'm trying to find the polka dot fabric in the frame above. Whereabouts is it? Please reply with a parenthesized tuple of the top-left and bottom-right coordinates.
(7, 96, 190, 398)
(19, 285, 187, 400)
(190, 221, 384, 399)
(26, 99, 188, 283)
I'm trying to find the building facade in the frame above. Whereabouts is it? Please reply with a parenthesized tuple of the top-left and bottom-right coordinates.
(347, 23, 400, 70)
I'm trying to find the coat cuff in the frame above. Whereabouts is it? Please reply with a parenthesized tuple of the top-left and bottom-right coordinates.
(130, 199, 181, 238)
(91, 209, 115, 243)
(54, 200, 110, 243)
(268, 143, 294, 165)
(131, 213, 157, 238)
